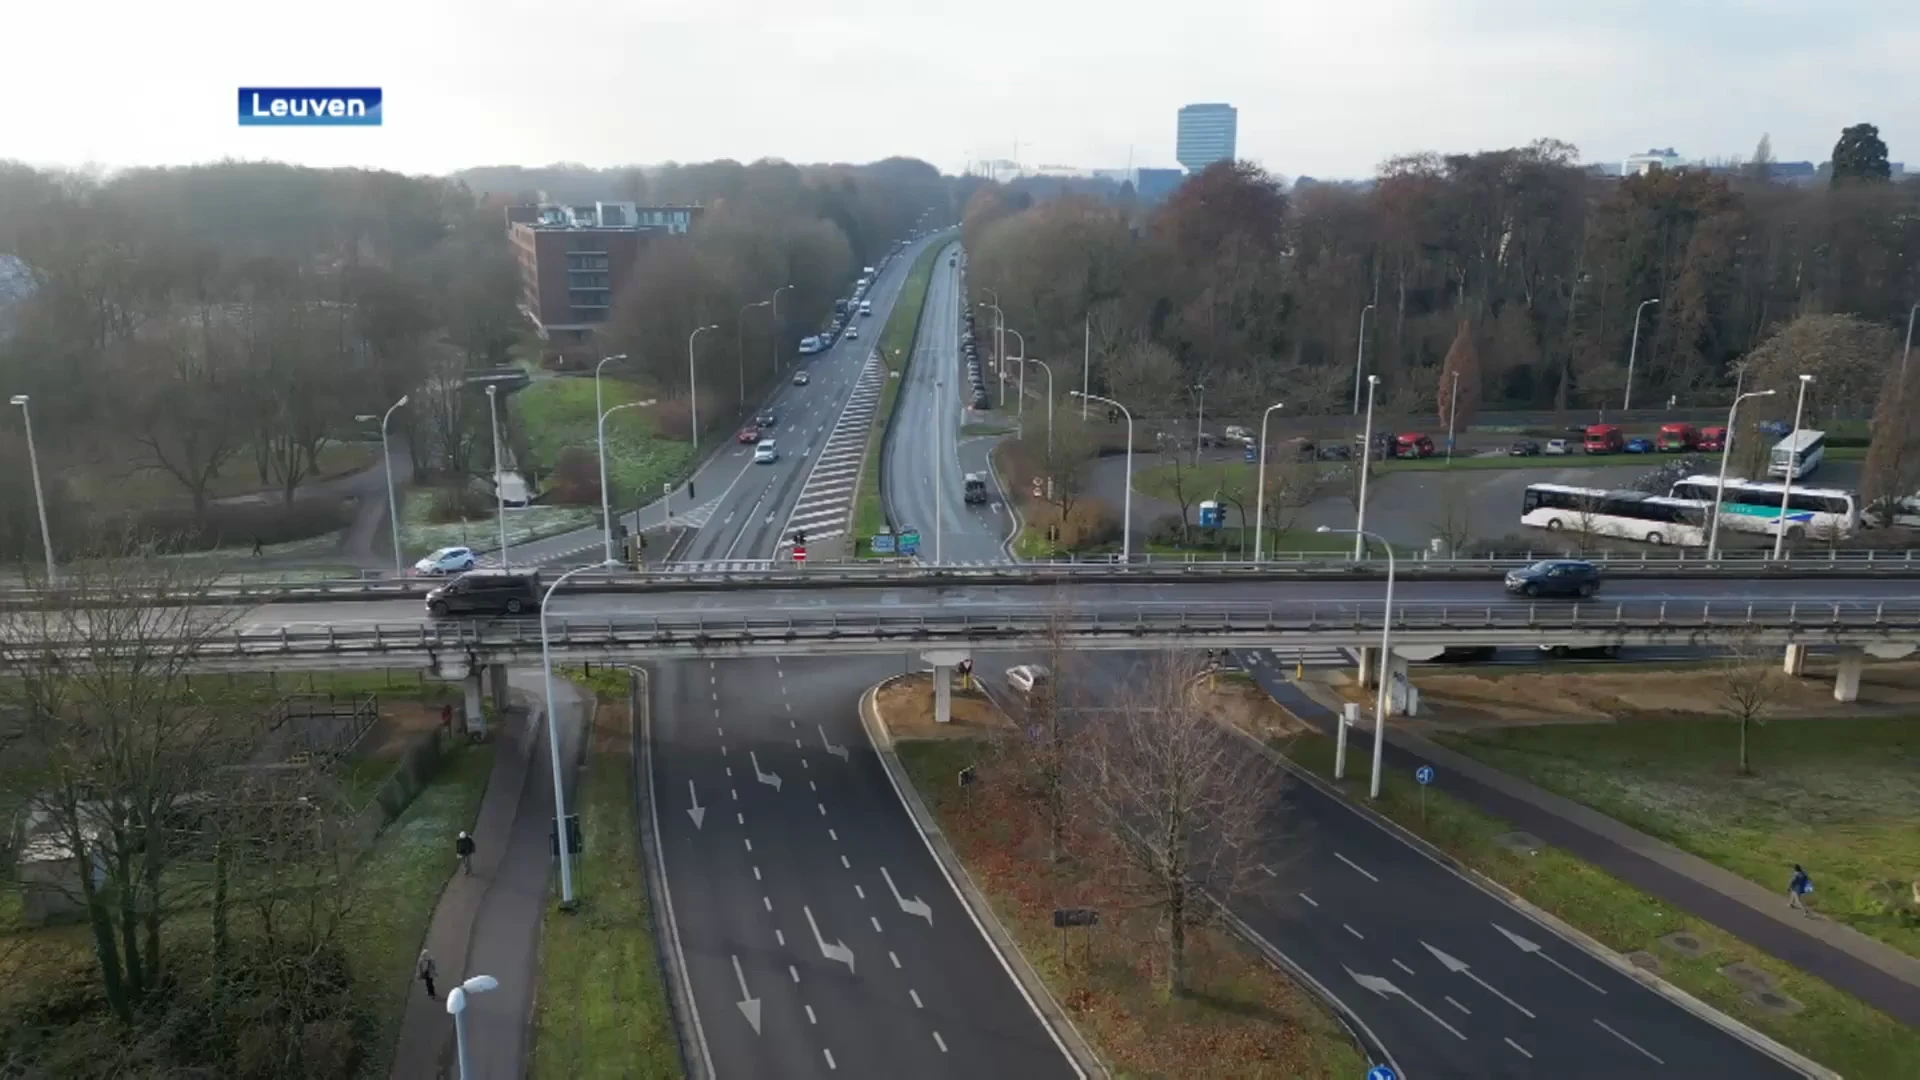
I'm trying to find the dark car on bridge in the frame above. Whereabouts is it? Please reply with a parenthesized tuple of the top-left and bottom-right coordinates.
(426, 569, 541, 618)
(1504, 559, 1601, 599)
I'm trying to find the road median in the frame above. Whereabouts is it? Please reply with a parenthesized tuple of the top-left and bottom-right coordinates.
(851, 238, 945, 556)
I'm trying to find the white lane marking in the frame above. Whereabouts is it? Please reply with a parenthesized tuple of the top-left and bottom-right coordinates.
(1334, 852, 1379, 882)
(1259, 864, 1277, 877)
(763, 896, 771, 911)
(933, 1032, 948, 1053)
(1298, 892, 1318, 907)
(789, 965, 800, 984)
(1423, 941, 1535, 1019)
(823, 1048, 837, 1070)
(743, 838, 752, 852)
(854, 884, 865, 899)
(1505, 1036, 1533, 1059)
(1445, 995, 1472, 1015)
(775, 929, 784, 945)
(736, 813, 744, 825)
(910, 989, 923, 1008)
(890, 951, 900, 968)
(871, 916, 883, 933)
(841, 855, 850, 868)
(1392, 958, 1415, 975)
(829, 828, 838, 841)
(1344, 923, 1365, 940)
(1593, 1019, 1665, 1064)
(805, 1004, 817, 1024)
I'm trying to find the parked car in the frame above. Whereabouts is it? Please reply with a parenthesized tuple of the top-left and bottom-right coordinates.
(1317, 444, 1351, 461)
(971, 388, 991, 409)
(793, 371, 810, 386)
(1005, 664, 1051, 696)
(1539, 643, 1621, 659)
(1625, 436, 1655, 453)
(1544, 438, 1571, 455)
(754, 440, 778, 463)
(737, 426, 761, 444)
(1504, 559, 1602, 599)
(1509, 440, 1541, 456)
(425, 569, 540, 618)
(1435, 645, 1498, 663)
(414, 546, 477, 576)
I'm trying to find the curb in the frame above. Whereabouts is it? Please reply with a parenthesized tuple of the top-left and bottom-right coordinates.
(858, 675, 1110, 1080)
(986, 442, 1026, 561)
(1215, 700, 1839, 1080)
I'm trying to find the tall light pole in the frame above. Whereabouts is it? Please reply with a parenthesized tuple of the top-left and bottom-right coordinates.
(1026, 358, 1055, 460)
(1903, 302, 1917, 379)
(738, 300, 772, 404)
(1006, 328, 1026, 414)
(1074, 391, 1132, 561)
(8, 394, 55, 583)
(1444, 370, 1460, 465)
(445, 975, 500, 1080)
(1622, 297, 1661, 411)
(771, 284, 794, 378)
(1188, 382, 1206, 467)
(1354, 374, 1380, 560)
(1081, 313, 1091, 421)
(598, 399, 657, 565)
(379, 395, 409, 573)
(1351, 303, 1376, 415)
(1772, 374, 1814, 561)
(593, 354, 627, 452)
(1252, 401, 1285, 562)
(687, 323, 719, 453)
(540, 563, 605, 906)
(1707, 388, 1776, 560)
(1318, 525, 1395, 799)
(485, 385, 509, 568)
(980, 292, 1004, 405)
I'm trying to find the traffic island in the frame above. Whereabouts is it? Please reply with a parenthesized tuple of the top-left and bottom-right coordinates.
(1196, 679, 1912, 1078)
(864, 674, 1371, 1078)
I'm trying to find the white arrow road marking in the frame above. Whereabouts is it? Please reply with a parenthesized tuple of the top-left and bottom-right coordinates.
(804, 906, 856, 973)
(1345, 966, 1466, 1040)
(1421, 942, 1536, 1018)
(687, 781, 706, 829)
(1493, 923, 1608, 993)
(750, 751, 783, 792)
(881, 867, 933, 924)
(731, 955, 762, 1034)
(819, 725, 849, 761)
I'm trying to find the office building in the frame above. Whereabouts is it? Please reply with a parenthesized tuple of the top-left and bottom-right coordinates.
(1623, 148, 1686, 176)
(505, 201, 703, 347)
(1135, 167, 1187, 204)
(1176, 103, 1238, 172)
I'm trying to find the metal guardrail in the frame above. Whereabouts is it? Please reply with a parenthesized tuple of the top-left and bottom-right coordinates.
(6, 548, 1920, 607)
(8, 599, 1917, 669)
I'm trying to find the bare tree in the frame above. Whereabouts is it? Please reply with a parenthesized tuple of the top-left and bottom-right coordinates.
(1257, 451, 1319, 541)
(1428, 484, 1477, 556)
(1071, 651, 1278, 997)
(1718, 629, 1782, 775)
(1003, 591, 1077, 862)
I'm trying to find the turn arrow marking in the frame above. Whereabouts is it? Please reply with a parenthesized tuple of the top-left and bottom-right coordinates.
(750, 751, 783, 792)
(804, 905, 856, 973)
(819, 724, 849, 761)
(1421, 941, 1536, 1018)
(731, 955, 762, 1034)
(1343, 966, 1467, 1040)
(687, 780, 706, 829)
(1492, 923, 1608, 993)
(881, 867, 933, 924)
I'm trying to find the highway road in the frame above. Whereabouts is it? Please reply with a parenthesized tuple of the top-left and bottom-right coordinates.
(644, 656, 1078, 1078)
(977, 650, 1802, 1079)
(881, 244, 1012, 564)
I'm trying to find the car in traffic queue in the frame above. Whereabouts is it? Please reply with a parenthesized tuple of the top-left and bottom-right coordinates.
(757, 410, 777, 429)
(754, 440, 779, 463)
(425, 569, 541, 618)
(793, 371, 810, 386)
(414, 546, 478, 575)
(1504, 559, 1602, 599)
(737, 425, 761, 444)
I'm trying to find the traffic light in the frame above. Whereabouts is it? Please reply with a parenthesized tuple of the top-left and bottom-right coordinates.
(793, 528, 807, 545)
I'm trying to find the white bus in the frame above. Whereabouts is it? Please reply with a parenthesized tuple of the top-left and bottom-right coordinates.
(1520, 483, 1709, 547)
(1667, 475, 1859, 540)
(1768, 429, 1825, 480)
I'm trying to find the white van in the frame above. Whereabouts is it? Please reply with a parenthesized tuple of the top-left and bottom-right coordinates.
(859, 301, 872, 316)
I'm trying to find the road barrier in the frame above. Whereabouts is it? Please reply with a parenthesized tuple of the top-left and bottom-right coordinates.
(8, 598, 1916, 672)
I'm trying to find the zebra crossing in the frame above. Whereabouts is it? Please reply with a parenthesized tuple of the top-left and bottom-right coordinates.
(777, 355, 885, 547)
(1242, 646, 1361, 670)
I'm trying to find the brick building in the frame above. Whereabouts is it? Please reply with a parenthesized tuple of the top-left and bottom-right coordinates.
(505, 201, 703, 352)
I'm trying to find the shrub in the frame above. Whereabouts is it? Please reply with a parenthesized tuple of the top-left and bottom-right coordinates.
(96, 498, 356, 554)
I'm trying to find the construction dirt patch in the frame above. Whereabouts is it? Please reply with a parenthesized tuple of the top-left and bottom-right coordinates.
(350, 702, 453, 763)
(1194, 674, 1317, 742)
(874, 672, 1011, 739)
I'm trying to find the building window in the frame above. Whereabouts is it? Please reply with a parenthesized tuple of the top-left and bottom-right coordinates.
(568, 272, 609, 289)
(570, 290, 610, 309)
(565, 254, 610, 271)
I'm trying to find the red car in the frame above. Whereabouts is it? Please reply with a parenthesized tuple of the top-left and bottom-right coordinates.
(737, 426, 760, 444)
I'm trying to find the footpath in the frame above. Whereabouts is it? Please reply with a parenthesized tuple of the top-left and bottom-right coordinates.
(388, 672, 591, 1079)
(1246, 664, 1920, 1028)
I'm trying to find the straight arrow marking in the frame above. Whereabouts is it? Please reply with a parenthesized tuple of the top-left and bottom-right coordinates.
(880, 867, 933, 924)
(1493, 923, 1608, 993)
(750, 751, 783, 792)
(1422, 942, 1535, 1019)
(687, 780, 706, 829)
(1343, 966, 1467, 1041)
(819, 724, 850, 760)
(731, 955, 762, 1034)
(804, 905, 856, 973)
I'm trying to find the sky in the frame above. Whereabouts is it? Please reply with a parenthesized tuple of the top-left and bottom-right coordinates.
(5, 0, 1913, 180)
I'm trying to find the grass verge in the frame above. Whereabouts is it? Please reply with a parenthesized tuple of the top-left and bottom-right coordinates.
(531, 694, 679, 1079)
(852, 240, 944, 556)
(343, 738, 497, 1077)
(400, 489, 598, 559)
(1436, 716, 1920, 959)
(516, 374, 693, 502)
(1269, 727, 1917, 1077)
(896, 735, 1369, 1077)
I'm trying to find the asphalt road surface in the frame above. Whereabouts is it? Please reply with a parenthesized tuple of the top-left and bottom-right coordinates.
(645, 656, 1078, 1079)
(881, 244, 1013, 564)
(978, 651, 1800, 1079)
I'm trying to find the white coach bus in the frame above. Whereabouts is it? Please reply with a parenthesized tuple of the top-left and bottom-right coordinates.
(1520, 483, 1709, 547)
(1667, 475, 1859, 540)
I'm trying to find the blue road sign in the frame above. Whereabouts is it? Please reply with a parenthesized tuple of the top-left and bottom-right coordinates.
(899, 529, 921, 556)
(1244, 444, 1257, 463)
(870, 533, 896, 554)
(1367, 1067, 1397, 1080)
(1415, 765, 1435, 785)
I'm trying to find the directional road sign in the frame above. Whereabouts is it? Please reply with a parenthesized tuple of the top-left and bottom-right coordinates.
(1367, 1067, 1397, 1080)
(1415, 765, 1435, 785)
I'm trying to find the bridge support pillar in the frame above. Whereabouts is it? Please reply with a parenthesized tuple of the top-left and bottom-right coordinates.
(487, 664, 511, 714)
(1834, 649, 1864, 703)
(1782, 644, 1808, 677)
(462, 672, 487, 738)
(1357, 647, 1379, 689)
(922, 650, 971, 725)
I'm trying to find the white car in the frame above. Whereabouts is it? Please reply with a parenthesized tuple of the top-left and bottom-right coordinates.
(846, 325, 860, 339)
(415, 546, 477, 575)
(1005, 664, 1051, 696)
(1545, 439, 1571, 455)
(754, 440, 778, 464)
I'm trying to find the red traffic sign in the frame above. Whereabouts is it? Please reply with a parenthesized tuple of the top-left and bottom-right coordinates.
(793, 545, 808, 563)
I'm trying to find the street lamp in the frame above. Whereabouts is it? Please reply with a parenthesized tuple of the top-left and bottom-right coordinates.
(1188, 382, 1206, 467)
(1252, 401, 1285, 561)
(1444, 370, 1460, 465)
(978, 294, 1004, 404)
(1073, 391, 1132, 561)
(687, 324, 720, 453)
(1354, 374, 1380, 561)
(1772, 374, 1814, 561)
(1006, 328, 1026, 413)
(771, 285, 794, 377)
(1351, 303, 1376, 415)
(540, 563, 606, 906)
(1903, 302, 1917, 380)
(8, 394, 55, 583)
(1706, 387, 1776, 560)
(598, 399, 658, 565)
(484, 385, 509, 568)
(1622, 297, 1661, 411)
(445, 974, 500, 1080)
(593, 354, 628, 448)
(1025, 357, 1055, 460)
(1081, 313, 1092, 421)
(378, 395, 409, 573)
(1317, 525, 1396, 800)
(738, 300, 772, 403)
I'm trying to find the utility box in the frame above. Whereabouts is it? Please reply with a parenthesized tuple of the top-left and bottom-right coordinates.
(1198, 501, 1223, 528)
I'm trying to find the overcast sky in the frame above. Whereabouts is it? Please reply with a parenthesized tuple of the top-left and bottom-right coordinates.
(7, 0, 1912, 180)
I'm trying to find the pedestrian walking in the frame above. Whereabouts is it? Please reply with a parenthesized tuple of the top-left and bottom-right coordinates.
(1788, 864, 1814, 912)
(456, 830, 476, 876)
(440, 702, 454, 731)
(417, 949, 438, 999)
(251, 535, 264, 557)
